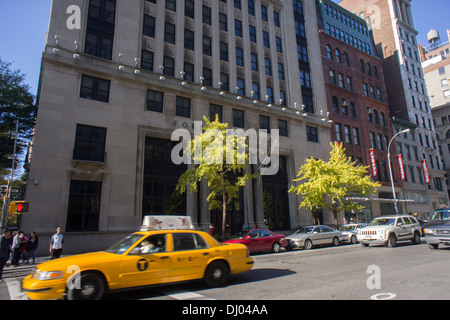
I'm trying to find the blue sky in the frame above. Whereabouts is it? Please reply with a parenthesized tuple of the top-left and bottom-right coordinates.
(0, 0, 449, 97)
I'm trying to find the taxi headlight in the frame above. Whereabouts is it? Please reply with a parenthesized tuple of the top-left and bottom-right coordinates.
(34, 271, 64, 281)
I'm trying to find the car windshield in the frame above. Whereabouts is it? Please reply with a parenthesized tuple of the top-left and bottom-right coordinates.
(340, 225, 356, 231)
(293, 227, 315, 234)
(229, 231, 249, 240)
(105, 234, 144, 255)
(369, 218, 396, 226)
(431, 209, 450, 221)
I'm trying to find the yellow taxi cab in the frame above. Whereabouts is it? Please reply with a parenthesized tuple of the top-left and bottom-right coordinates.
(22, 216, 254, 300)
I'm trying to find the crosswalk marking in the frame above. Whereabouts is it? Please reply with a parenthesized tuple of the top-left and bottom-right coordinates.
(4, 278, 28, 300)
(142, 288, 216, 300)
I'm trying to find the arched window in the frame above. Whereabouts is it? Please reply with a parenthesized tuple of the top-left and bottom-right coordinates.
(326, 45, 332, 59)
(374, 110, 379, 124)
(343, 52, 350, 67)
(350, 102, 356, 118)
(332, 96, 339, 113)
(367, 63, 372, 76)
(360, 60, 365, 73)
(335, 48, 341, 63)
(380, 112, 386, 126)
(374, 67, 379, 79)
(446, 130, 450, 139)
(367, 107, 373, 122)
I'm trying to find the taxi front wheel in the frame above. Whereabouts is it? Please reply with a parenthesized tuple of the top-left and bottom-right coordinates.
(204, 261, 229, 288)
(67, 272, 106, 300)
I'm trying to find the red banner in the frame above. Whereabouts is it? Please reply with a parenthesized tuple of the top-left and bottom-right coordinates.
(421, 160, 430, 184)
(397, 155, 405, 181)
(369, 148, 377, 179)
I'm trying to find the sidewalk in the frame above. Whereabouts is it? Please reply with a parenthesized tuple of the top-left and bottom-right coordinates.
(2, 256, 50, 279)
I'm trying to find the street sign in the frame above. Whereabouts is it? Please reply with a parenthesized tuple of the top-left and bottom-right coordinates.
(0, 186, 21, 195)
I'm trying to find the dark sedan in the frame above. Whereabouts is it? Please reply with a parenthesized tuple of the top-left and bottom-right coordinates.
(222, 229, 288, 254)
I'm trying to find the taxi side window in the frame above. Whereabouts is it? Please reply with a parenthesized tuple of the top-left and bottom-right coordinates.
(138, 234, 166, 254)
(173, 233, 209, 251)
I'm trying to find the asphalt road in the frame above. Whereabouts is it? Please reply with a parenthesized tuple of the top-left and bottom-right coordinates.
(3, 239, 449, 301)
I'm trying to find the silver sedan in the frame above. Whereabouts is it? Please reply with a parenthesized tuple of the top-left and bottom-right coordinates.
(286, 225, 344, 250)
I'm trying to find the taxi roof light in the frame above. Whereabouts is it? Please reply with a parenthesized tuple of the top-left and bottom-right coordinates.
(140, 215, 194, 231)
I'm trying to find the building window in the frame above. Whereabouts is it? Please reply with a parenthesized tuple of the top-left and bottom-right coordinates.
(353, 127, 360, 145)
(146, 89, 164, 113)
(300, 69, 311, 87)
(326, 45, 332, 59)
(73, 124, 107, 163)
(176, 96, 190, 118)
(251, 53, 258, 71)
(260, 115, 270, 133)
(219, 12, 227, 31)
(85, 0, 116, 60)
(203, 36, 212, 56)
(233, 109, 245, 128)
(184, 29, 194, 50)
(141, 50, 154, 71)
(165, 22, 176, 44)
(210, 104, 223, 122)
(143, 14, 155, 37)
(279, 120, 288, 137)
(66, 180, 102, 232)
(335, 124, 342, 142)
(80, 75, 110, 103)
(202, 5, 211, 25)
(307, 126, 318, 143)
(236, 47, 244, 66)
(185, 0, 194, 18)
(249, 25, 257, 42)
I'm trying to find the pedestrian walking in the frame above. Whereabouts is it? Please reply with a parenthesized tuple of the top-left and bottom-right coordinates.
(0, 229, 11, 282)
(26, 232, 39, 264)
(49, 227, 64, 260)
(11, 231, 24, 266)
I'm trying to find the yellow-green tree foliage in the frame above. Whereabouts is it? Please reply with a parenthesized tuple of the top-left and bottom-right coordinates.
(289, 142, 380, 225)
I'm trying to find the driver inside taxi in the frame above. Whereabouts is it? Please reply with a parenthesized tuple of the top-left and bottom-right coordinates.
(139, 237, 164, 253)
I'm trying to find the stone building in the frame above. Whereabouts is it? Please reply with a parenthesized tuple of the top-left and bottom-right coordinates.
(23, 0, 333, 254)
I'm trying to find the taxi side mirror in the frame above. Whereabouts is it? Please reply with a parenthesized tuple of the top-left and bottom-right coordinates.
(244, 235, 251, 240)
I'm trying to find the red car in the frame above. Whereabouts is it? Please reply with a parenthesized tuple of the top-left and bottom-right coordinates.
(222, 229, 287, 254)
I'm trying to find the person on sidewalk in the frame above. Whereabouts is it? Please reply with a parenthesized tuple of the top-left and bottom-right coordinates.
(0, 229, 11, 282)
(11, 231, 24, 267)
(26, 232, 39, 264)
(49, 227, 64, 260)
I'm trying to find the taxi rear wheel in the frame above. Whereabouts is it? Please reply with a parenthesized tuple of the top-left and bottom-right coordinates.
(67, 272, 106, 300)
(204, 261, 229, 288)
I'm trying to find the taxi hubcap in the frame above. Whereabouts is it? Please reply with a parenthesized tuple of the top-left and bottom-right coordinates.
(81, 283, 95, 296)
(213, 269, 222, 279)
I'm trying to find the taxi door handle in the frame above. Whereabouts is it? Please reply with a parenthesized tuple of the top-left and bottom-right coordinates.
(202, 252, 209, 256)
(160, 256, 169, 260)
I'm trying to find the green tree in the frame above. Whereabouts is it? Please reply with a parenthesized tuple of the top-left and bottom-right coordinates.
(289, 142, 380, 226)
(0, 58, 37, 174)
(176, 116, 256, 239)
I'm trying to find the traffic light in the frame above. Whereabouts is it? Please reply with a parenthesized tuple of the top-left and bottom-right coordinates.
(8, 201, 30, 214)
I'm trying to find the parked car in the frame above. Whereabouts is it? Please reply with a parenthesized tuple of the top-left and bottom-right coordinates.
(339, 223, 367, 244)
(285, 225, 344, 250)
(357, 215, 421, 247)
(424, 207, 450, 250)
(222, 229, 288, 254)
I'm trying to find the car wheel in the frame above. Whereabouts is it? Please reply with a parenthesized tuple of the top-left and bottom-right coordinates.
(204, 260, 229, 288)
(272, 242, 281, 253)
(350, 236, 357, 244)
(387, 234, 397, 248)
(332, 237, 339, 246)
(304, 239, 313, 250)
(411, 231, 421, 245)
(67, 272, 106, 300)
(428, 243, 439, 250)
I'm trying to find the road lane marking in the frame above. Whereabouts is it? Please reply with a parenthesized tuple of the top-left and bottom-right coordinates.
(4, 278, 28, 300)
(142, 288, 216, 300)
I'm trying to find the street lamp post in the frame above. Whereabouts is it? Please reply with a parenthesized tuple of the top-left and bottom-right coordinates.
(387, 128, 410, 215)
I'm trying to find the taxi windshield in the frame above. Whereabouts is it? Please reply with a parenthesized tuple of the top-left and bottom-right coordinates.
(431, 209, 450, 221)
(105, 234, 144, 255)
